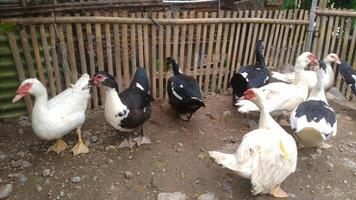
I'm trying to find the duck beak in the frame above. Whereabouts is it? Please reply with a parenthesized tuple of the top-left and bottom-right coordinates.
(239, 96, 246, 100)
(336, 59, 341, 64)
(82, 80, 94, 90)
(12, 93, 25, 103)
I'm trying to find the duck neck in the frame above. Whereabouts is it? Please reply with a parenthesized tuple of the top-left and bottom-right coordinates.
(309, 70, 327, 102)
(293, 63, 307, 86)
(255, 48, 266, 67)
(255, 97, 278, 130)
(32, 83, 49, 109)
(105, 87, 124, 107)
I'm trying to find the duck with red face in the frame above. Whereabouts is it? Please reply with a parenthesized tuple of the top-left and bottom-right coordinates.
(12, 74, 91, 156)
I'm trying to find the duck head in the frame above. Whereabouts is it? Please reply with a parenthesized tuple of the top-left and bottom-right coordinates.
(12, 79, 44, 103)
(240, 88, 266, 106)
(324, 53, 341, 64)
(83, 71, 118, 91)
(295, 52, 318, 71)
(255, 40, 264, 52)
(166, 57, 183, 75)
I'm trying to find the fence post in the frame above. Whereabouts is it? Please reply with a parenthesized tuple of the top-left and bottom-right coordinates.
(305, 0, 317, 51)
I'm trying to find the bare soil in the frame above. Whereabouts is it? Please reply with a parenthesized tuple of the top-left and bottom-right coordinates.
(0, 93, 355, 200)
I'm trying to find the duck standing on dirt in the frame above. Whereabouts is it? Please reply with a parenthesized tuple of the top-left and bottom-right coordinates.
(12, 74, 91, 156)
(290, 61, 337, 148)
(209, 88, 297, 198)
(336, 60, 356, 95)
(230, 40, 270, 104)
(166, 57, 205, 121)
(84, 67, 153, 148)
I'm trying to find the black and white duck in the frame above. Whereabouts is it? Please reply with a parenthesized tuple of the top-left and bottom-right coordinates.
(84, 67, 153, 148)
(337, 60, 356, 95)
(290, 61, 337, 148)
(230, 40, 270, 104)
(166, 57, 205, 121)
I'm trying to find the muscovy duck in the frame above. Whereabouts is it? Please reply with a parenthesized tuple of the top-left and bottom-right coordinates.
(290, 61, 337, 148)
(230, 40, 270, 103)
(12, 74, 91, 156)
(337, 60, 356, 95)
(209, 88, 297, 198)
(84, 67, 153, 148)
(236, 52, 318, 116)
(271, 53, 341, 91)
(166, 57, 205, 121)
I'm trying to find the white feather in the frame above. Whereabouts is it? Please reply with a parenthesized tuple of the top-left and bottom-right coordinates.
(104, 89, 131, 132)
(172, 87, 183, 100)
(136, 83, 144, 91)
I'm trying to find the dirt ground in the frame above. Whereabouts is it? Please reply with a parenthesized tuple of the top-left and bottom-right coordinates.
(0, 93, 355, 200)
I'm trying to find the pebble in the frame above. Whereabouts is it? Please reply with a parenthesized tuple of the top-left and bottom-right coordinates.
(326, 185, 331, 190)
(42, 169, 51, 177)
(71, 176, 81, 183)
(343, 180, 348, 184)
(60, 191, 65, 197)
(11, 160, 22, 168)
(21, 160, 31, 169)
(197, 192, 215, 200)
(157, 192, 186, 200)
(316, 148, 322, 154)
(36, 186, 42, 192)
(124, 171, 133, 179)
(19, 174, 28, 184)
(91, 136, 98, 143)
(289, 193, 298, 198)
(222, 111, 231, 117)
(0, 184, 13, 199)
(108, 159, 114, 164)
(0, 152, 6, 160)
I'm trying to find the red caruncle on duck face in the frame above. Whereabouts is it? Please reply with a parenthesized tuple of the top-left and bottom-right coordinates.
(91, 74, 105, 85)
(242, 89, 257, 100)
(12, 82, 33, 103)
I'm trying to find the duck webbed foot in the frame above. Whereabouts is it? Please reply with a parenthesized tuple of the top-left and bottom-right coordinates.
(178, 113, 193, 121)
(48, 138, 68, 154)
(270, 185, 289, 198)
(70, 126, 89, 156)
(118, 126, 151, 149)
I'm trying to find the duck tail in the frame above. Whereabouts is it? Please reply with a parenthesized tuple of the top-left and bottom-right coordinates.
(271, 71, 294, 83)
(130, 67, 150, 92)
(208, 151, 238, 172)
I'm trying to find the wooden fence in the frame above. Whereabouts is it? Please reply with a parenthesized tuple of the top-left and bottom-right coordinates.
(2, 9, 310, 112)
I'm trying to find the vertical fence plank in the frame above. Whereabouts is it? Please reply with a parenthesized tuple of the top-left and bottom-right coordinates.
(65, 22, 78, 82)
(137, 12, 144, 68)
(211, 11, 224, 91)
(297, 10, 309, 57)
(95, 11, 105, 103)
(122, 12, 130, 88)
(323, 15, 334, 57)
(243, 10, 254, 65)
(262, 10, 273, 63)
(179, 11, 188, 72)
(186, 11, 195, 76)
(57, 25, 72, 88)
(48, 25, 61, 93)
(265, 10, 278, 65)
(7, 32, 33, 112)
(203, 12, 217, 93)
(19, 29, 36, 78)
(172, 12, 180, 60)
(223, 11, 238, 90)
(158, 12, 164, 99)
(270, 11, 283, 67)
(29, 25, 47, 86)
(193, 12, 202, 80)
(317, 11, 327, 58)
(39, 24, 56, 97)
(341, 17, 351, 59)
(85, 21, 99, 107)
(258, 10, 267, 40)
(130, 12, 137, 74)
(105, 13, 113, 75)
(165, 11, 172, 98)
(217, 11, 231, 90)
(198, 12, 208, 88)
(329, 15, 339, 55)
(347, 23, 356, 63)
(273, 10, 286, 68)
(143, 13, 151, 81)
(289, 10, 304, 63)
(151, 12, 157, 98)
(113, 11, 123, 91)
(75, 14, 88, 75)
(248, 10, 261, 64)
(233, 11, 246, 73)
(279, 10, 293, 66)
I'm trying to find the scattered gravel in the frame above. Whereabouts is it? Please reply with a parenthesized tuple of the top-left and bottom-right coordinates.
(197, 192, 215, 200)
(71, 176, 82, 183)
(0, 184, 13, 199)
(124, 171, 133, 179)
(42, 169, 51, 177)
(157, 192, 186, 200)
(19, 174, 28, 184)
(35, 186, 42, 192)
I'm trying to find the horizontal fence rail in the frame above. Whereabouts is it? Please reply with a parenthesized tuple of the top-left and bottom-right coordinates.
(8, 9, 356, 116)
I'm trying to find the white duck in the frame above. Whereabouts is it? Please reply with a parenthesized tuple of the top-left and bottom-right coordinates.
(236, 52, 317, 115)
(271, 53, 341, 91)
(290, 61, 337, 148)
(12, 74, 91, 156)
(209, 88, 297, 198)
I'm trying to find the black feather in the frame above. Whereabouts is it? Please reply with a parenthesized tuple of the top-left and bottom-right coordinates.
(295, 100, 336, 127)
(129, 66, 150, 92)
(337, 61, 356, 95)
